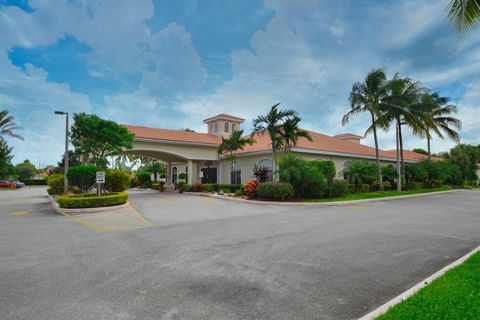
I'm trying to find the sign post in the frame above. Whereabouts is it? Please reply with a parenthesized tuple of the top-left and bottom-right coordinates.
(96, 171, 105, 196)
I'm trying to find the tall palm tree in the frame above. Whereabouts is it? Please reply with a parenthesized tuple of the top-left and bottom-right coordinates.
(421, 92, 462, 160)
(252, 103, 297, 181)
(342, 69, 388, 191)
(217, 129, 254, 184)
(0, 110, 23, 140)
(383, 74, 426, 189)
(281, 116, 313, 152)
(447, 0, 480, 33)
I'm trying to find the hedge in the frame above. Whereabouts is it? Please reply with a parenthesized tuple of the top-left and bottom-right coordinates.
(217, 184, 242, 193)
(202, 183, 218, 192)
(105, 170, 130, 192)
(57, 192, 128, 208)
(67, 165, 97, 192)
(47, 174, 65, 195)
(19, 179, 48, 185)
(256, 182, 295, 201)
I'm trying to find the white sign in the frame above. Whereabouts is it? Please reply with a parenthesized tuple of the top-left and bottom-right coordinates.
(96, 171, 105, 183)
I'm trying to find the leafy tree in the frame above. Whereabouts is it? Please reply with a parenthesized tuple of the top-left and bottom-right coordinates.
(343, 69, 388, 191)
(445, 144, 479, 180)
(0, 138, 13, 179)
(57, 150, 82, 168)
(421, 92, 461, 160)
(70, 113, 134, 169)
(447, 0, 480, 33)
(341, 160, 377, 188)
(280, 116, 312, 152)
(412, 148, 428, 155)
(15, 159, 36, 179)
(0, 109, 23, 140)
(217, 129, 254, 184)
(252, 103, 297, 181)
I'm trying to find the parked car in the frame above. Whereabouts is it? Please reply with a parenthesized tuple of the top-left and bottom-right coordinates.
(0, 180, 15, 188)
(9, 180, 25, 188)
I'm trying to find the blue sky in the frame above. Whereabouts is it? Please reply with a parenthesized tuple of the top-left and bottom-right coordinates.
(1, 0, 479, 166)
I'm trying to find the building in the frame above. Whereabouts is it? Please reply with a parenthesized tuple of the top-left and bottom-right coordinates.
(124, 113, 429, 185)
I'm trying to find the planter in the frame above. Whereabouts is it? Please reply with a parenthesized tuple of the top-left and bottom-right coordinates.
(177, 188, 184, 194)
(159, 187, 165, 192)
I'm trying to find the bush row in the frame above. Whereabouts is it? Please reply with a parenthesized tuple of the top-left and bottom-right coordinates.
(57, 192, 128, 208)
(183, 183, 242, 193)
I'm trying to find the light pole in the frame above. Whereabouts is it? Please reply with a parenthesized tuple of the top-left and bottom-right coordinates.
(55, 111, 69, 194)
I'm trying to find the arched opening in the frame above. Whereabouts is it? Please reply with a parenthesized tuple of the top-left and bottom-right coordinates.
(256, 158, 273, 182)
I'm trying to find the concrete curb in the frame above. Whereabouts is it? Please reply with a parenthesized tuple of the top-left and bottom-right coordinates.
(48, 196, 130, 215)
(358, 244, 480, 320)
(184, 189, 459, 206)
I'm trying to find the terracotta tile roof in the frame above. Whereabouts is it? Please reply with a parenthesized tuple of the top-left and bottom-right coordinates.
(238, 130, 428, 161)
(124, 125, 222, 145)
(125, 124, 427, 161)
(333, 133, 363, 139)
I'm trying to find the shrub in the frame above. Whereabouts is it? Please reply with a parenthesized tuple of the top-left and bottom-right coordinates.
(47, 188, 54, 195)
(67, 165, 97, 192)
(183, 184, 192, 192)
(342, 160, 377, 187)
(332, 179, 349, 197)
(371, 180, 392, 191)
(178, 172, 187, 181)
(310, 160, 336, 179)
(202, 183, 218, 192)
(278, 154, 326, 198)
(218, 184, 242, 193)
(47, 174, 65, 195)
(234, 188, 244, 197)
(136, 171, 152, 188)
(191, 182, 202, 192)
(105, 170, 130, 192)
(57, 192, 128, 208)
(405, 181, 424, 190)
(381, 165, 397, 183)
(243, 180, 259, 198)
(19, 179, 48, 185)
(256, 182, 295, 201)
(151, 182, 160, 190)
(359, 184, 370, 193)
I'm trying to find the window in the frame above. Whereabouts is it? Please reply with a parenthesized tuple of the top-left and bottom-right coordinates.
(232, 123, 237, 131)
(225, 122, 229, 133)
(214, 123, 218, 132)
(257, 158, 273, 182)
(185, 166, 188, 183)
(209, 124, 213, 133)
(172, 167, 177, 183)
(230, 160, 241, 184)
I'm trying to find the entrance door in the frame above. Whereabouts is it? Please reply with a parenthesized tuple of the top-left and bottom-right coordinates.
(201, 167, 217, 184)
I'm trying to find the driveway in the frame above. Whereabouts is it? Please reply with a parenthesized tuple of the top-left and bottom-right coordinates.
(1, 187, 479, 320)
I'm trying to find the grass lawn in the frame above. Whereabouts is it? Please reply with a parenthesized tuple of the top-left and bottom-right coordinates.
(375, 251, 480, 319)
(304, 187, 451, 202)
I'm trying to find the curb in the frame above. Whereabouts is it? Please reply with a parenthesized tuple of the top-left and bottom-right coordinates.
(184, 189, 459, 206)
(48, 196, 130, 215)
(358, 244, 480, 320)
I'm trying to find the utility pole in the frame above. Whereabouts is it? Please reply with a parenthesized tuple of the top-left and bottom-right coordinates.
(55, 111, 69, 194)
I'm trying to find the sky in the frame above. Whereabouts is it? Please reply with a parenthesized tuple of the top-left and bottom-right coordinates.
(1, 0, 479, 166)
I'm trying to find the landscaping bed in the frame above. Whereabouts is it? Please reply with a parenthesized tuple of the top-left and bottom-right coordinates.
(56, 192, 128, 208)
(375, 251, 480, 320)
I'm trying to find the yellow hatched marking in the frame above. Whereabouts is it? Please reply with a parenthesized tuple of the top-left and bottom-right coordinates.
(206, 199, 218, 203)
(13, 210, 30, 216)
(127, 204, 152, 226)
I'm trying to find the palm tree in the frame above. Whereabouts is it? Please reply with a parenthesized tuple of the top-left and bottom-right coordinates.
(281, 116, 313, 152)
(252, 103, 297, 181)
(217, 129, 254, 184)
(421, 93, 462, 160)
(0, 110, 23, 140)
(342, 69, 388, 191)
(447, 0, 480, 33)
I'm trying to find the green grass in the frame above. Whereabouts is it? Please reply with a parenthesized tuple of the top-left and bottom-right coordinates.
(304, 187, 451, 202)
(375, 251, 480, 320)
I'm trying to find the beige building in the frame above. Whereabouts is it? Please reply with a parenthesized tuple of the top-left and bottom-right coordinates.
(124, 114, 429, 185)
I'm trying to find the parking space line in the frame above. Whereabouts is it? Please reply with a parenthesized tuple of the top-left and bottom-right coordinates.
(127, 204, 152, 226)
(56, 210, 104, 232)
(13, 210, 30, 216)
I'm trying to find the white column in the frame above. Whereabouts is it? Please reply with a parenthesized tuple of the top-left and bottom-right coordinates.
(187, 160, 195, 184)
(166, 162, 172, 184)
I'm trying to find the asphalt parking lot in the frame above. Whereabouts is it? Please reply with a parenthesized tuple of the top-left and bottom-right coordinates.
(1, 187, 479, 320)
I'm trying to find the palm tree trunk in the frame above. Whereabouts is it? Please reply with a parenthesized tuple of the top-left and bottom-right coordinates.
(371, 113, 383, 191)
(427, 135, 431, 161)
(398, 119, 405, 185)
(396, 124, 401, 192)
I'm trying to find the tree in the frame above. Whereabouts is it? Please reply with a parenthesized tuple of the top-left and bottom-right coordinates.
(342, 69, 387, 191)
(0, 138, 13, 179)
(15, 159, 36, 179)
(145, 161, 165, 182)
(445, 144, 479, 180)
(412, 148, 428, 155)
(421, 92, 461, 160)
(0, 109, 23, 140)
(57, 150, 82, 168)
(217, 130, 254, 184)
(280, 116, 312, 152)
(447, 0, 480, 33)
(70, 113, 134, 169)
(341, 160, 377, 188)
(252, 103, 297, 181)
